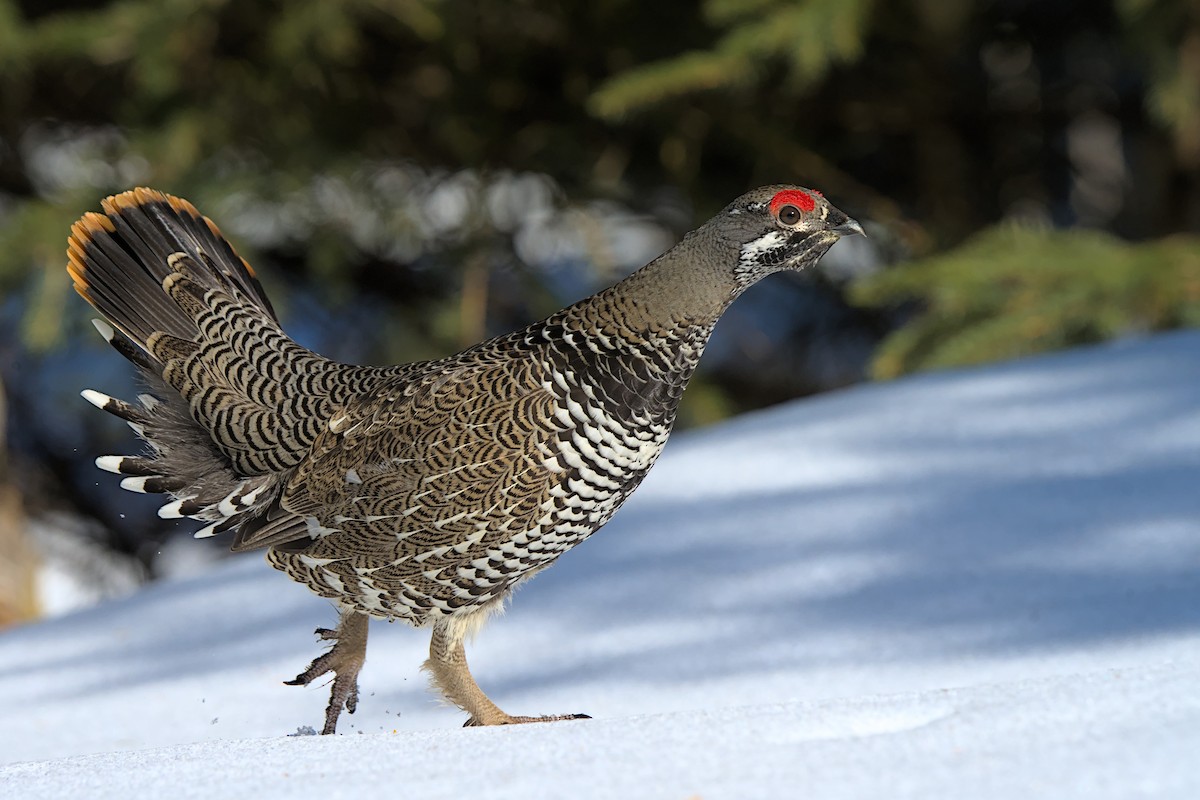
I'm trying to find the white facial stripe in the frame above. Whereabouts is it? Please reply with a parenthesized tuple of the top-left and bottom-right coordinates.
(734, 230, 787, 284)
(739, 230, 785, 262)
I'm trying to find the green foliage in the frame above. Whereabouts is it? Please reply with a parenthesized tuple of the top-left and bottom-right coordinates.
(852, 225, 1200, 379)
(589, 50, 755, 121)
(1116, 0, 1200, 166)
(590, 0, 875, 119)
(0, 196, 80, 347)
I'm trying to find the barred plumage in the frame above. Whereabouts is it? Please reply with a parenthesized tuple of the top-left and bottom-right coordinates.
(68, 185, 861, 732)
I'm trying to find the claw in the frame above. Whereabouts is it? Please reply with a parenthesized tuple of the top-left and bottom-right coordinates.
(463, 712, 591, 727)
(284, 648, 338, 687)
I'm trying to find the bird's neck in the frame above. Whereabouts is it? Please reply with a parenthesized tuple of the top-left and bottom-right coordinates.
(567, 231, 744, 367)
(524, 238, 750, 434)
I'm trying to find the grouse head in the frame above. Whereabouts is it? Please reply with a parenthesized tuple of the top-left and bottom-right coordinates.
(699, 185, 863, 288)
(573, 184, 864, 339)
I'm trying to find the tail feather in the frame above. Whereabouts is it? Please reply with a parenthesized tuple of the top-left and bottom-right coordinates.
(95, 455, 157, 477)
(84, 372, 258, 522)
(68, 189, 293, 537)
(81, 389, 149, 433)
(91, 319, 159, 373)
(69, 187, 395, 546)
(66, 188, 275, 352)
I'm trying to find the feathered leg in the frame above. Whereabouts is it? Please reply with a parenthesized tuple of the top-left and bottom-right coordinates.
(425, 620, 590, 727)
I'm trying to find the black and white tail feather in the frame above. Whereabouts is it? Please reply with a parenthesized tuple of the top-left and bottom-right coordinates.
(66, 188, 364, 547)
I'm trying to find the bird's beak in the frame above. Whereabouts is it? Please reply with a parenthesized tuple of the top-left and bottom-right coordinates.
(824, 206, 865, 238)
(830, 217, 865, 238)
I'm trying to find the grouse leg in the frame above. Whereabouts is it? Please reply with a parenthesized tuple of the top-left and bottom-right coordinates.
(425, 622, 590, 727)
(285, 608, 369, 734)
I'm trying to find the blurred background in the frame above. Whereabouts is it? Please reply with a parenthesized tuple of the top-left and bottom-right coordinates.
(1, 0, 1198, 624)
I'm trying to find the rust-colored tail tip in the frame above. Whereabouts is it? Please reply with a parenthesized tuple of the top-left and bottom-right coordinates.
(66, 211, 120, 294)
(100, 187, 202, 219)
(65, 187, 260, 285)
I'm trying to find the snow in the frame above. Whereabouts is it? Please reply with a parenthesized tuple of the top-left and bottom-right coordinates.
(28, 515, 145, 616)
(2, 331, 1199, 798)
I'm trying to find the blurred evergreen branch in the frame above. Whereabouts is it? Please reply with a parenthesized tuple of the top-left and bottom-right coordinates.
(589, 0, 874, 119)
(1117, 0, 1200, 167)
(852, 225, 1200, 379)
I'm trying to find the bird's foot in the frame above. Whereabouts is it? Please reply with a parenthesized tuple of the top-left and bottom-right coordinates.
(463, 712, 591, 727)
(285, 613, 369, 735)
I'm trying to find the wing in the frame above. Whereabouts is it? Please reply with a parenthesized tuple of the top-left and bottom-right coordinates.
(233, 353, 567, 564)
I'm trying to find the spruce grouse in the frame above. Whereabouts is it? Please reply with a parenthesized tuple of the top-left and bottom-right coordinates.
(67, 185, 862, 732)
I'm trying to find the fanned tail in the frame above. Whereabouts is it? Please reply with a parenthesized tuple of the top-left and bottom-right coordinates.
(67, 189, 314, 541)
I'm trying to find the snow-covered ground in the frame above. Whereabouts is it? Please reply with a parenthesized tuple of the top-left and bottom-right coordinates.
(2, 332, 1199, 798)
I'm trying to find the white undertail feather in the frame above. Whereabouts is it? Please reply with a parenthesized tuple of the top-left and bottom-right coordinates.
(80, 389, 112, 410)
(119, 476, 151, 493)
(95, 455, 125, 474)
(158, 499, 187, 519)
(82, 388, 147, 437)
(194, 521, 223, 539)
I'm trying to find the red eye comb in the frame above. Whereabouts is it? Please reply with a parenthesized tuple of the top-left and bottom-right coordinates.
(769, 190, 816, 214)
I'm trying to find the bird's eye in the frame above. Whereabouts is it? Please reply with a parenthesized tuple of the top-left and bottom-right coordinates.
(777, 205, 801, 225)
